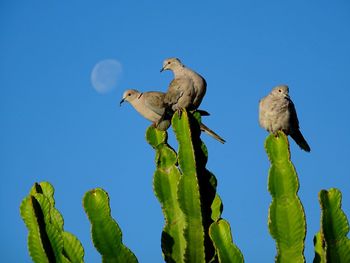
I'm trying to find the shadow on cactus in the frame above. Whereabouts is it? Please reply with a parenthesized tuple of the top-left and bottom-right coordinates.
(147, 110, 243, 263)
(20, 182, 138, 263)
(314, 188, 350, 263)
(20, 182, 84, 263)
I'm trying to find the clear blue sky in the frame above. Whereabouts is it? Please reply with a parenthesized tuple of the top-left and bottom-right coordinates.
(1, 1, 350, 262)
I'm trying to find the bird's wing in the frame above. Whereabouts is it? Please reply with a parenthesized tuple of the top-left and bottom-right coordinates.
(144, 92, 166, 116)
(192, 74, 207, 107)
(164, 78, 184, 105)
(288, 98, 300, 129)
(164, 78, 195, 107)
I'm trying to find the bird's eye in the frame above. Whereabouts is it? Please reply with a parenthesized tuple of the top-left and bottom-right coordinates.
(278, 89, 282, 92)
(167, 61, 171, 64)
(128, 93, 131, 96)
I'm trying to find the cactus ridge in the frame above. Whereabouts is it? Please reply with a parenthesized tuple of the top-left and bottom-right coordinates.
(20, 182, 84, 263)
(148, 110, 243, 263)
(265, 131, 306, 263)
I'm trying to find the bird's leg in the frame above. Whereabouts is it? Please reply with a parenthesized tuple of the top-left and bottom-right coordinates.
(177, 108, 183, 119)
(156, 112, 166, 127)
(154, 120, 160, 127)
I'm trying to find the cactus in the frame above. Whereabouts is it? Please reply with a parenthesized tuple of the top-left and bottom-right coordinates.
(313, 188, 350, 263)
(147, 110, 243, 263)
(265, 131, 306, 263)
(83, 188, 138, 263)
(209, 219, 244, 263)
(20, 182, 84, 263)
(313, 232, 325, 263)
(173, 111, 215, 262)
(146, 127, 187, 263)
(21, 110, 350, 263)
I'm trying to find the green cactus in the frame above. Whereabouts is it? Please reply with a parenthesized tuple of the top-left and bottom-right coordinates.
(146, 127, 186, 263)
(209, 219, 244, 263)
(22, 108, 350, 263)
(313, 188, 350, 263)
(173, 111, 213, 262)
(20, 182, 84, 263)
(147, 110, 243, 263)
(83, 188, 138, 263)
(265, 131, 306, 263)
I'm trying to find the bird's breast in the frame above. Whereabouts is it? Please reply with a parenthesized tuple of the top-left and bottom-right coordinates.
(131, 101, 161, 123)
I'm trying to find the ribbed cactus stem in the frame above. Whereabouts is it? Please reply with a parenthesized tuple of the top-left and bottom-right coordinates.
(265, 131, 306, 263)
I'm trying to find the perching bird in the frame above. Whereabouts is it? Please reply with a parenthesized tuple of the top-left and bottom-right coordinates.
(259, 85, 311, 152)
(120, 89, 171, 131)
(120, 89, 225, 144)
(160, 58, 207, 112)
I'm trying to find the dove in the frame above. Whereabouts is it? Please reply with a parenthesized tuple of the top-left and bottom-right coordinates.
(120, 89, 225, 144)
(259, 85, 311, 152)
(160, 58, 207, 112)
(120, 89, 171, 131)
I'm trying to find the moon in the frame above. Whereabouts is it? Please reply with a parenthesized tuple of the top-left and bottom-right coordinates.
(91, 59, 122, 94)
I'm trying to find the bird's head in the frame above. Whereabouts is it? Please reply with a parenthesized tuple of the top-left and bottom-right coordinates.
(271, 85, 289, 98)
(120, 89, 141, 106)
(160, 57, 183, 72)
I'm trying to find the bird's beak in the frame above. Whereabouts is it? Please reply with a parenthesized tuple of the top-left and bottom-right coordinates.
(160, 67, 165, 73)
(119, 98, 125, 106)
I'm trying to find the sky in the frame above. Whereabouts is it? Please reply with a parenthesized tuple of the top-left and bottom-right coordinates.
(1, 1, 350, 262)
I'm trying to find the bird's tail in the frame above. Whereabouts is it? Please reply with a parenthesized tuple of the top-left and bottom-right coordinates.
(195, 109, 210, 116)
(290, 129, 311, 152)
(200, 123, 226, 144)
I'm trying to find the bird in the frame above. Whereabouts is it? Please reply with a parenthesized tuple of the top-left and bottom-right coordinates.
(120, 89, 225, 144)
(259, 85, 311, 152)
(120, 89, 171, 131)
(160, 58, 207, 113)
